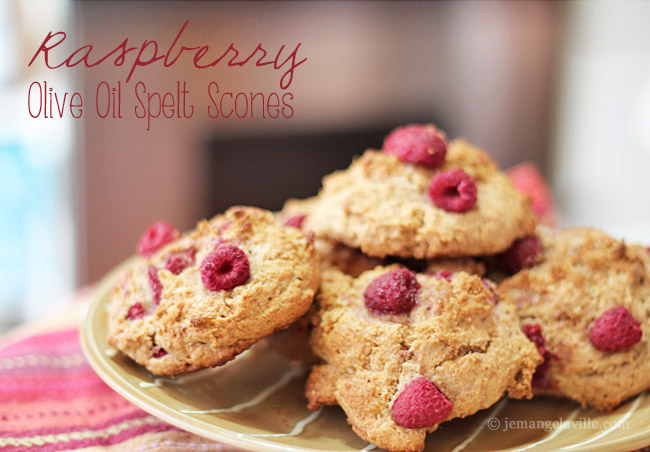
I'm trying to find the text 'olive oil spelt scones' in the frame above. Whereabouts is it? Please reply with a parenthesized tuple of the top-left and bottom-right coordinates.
(308, 125, 537, 259)
(306, 265, 541, 452)
(108, 206, 320, 376)
(499, 228, 650, 410)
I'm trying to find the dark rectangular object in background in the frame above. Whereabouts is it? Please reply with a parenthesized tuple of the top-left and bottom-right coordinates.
(204, 123, 442, 214)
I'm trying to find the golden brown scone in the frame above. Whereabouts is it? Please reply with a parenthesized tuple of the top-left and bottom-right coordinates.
(423, 257, 486, 277)
(280, 197, 486, 278)
(279, 197, 384, 276)
(108, 206, 320, 376)
(308, 141, 537, 259)
(270, 253, 486, 366)
(307, 266, 541, 452)
(313, 240, 384, 276)
(499, 228, 650, 410)
(277, 196, 320, 230)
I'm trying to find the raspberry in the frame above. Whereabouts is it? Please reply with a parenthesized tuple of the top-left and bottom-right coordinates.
(200, 244, 250, 291)
(589, 306, 642, 352)
(137, 221, 180, 257)
(284, 215, 306, 229)
(165, 248, 196, 275)
(151, 346, 168, 358)
(364, 268, 420, 314)
(523, 324, 546, 352)
(126, 302, 145, 320)
(522, 323, 557, 389)
(496, 236, 543, 274)
(428, 169, 477, 213)
(148, 266, 162, 305)
(434, 270, 453, 282)
(507, 163, 559, 227)
(383, 124, 447, 168)
(392, 377, 453, 428)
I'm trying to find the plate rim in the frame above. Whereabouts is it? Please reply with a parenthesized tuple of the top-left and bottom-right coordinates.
(80, 257, 650, 452)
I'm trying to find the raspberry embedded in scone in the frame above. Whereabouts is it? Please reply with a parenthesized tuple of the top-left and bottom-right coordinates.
(364, 268, 420, 315)
(137, 221, 181, 257)
(392, 377, 453, 429)
(589, 306, 642, 353)
(309, 132, 537, 259)
(494, 235, 544, 275)
(107, 206, 320, 376)
(200, 244, 250, 291)
(521, 323, 557, 390)
(428, 169, 477, 213)
(383, 124, 447, 169)
(499, 228, 650, 410)
(306, 266, 541, 452)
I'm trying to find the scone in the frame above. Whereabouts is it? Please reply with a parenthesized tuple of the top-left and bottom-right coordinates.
(280, 197, 486, 278)
(306, 265, 541, 452)
(308, 124, 537, 259)
(279, 196, 384, 276)
(108, 206, 320, 376)
(423, 257, 486, 278)
(275, 198, 486, 366)
(499, 228, 650, 410)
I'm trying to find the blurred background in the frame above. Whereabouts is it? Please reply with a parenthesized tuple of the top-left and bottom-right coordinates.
(1, 1, 649, 330)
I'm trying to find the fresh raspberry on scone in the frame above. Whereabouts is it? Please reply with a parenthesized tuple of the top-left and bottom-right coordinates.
(428, 169, 477, 213)
(200, 244, 250, 291)
(148, 266, 162, 305)
(383, 124, 447, 169)
(589, 306, 642, 352)
(496, 236, 543, 274)
(392, 377, 453, 428)
(151, 346, 168, 358)
(506, 163, 560, 227)
(164, 248, 196, 275)
(364, 268, 420, 314)
(137, 221, 180, 257)
(284, 215, 306, 229)
(434, 269, 453, 281)
(522, 323, 556, 389)
(126, 302, 145, 320)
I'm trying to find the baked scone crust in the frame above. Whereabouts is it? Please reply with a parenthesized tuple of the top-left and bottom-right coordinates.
(308, 140, 537, 259)
(280, 197, 487, 278)
(108, 206, 320, 376)
(499, 228, 650, 410)
(307, 266, 541, 452)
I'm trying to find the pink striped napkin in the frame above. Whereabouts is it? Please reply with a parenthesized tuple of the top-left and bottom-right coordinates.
(0, 328, 235, 451)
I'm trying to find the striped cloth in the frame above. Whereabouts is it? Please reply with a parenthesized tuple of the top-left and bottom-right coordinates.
(0, 327, 237, 452)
